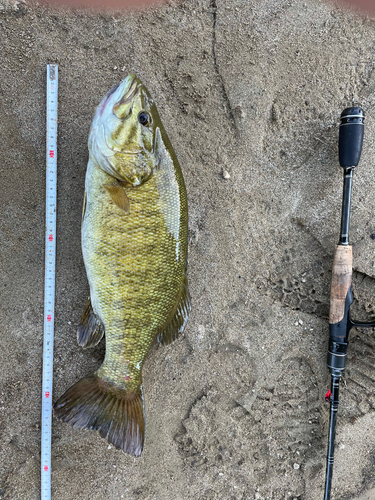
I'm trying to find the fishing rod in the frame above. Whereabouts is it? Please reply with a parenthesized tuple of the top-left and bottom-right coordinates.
(324, 106, 375, 499)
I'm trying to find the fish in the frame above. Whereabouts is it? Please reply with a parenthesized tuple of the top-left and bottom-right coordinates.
(54, 74, 191, 456)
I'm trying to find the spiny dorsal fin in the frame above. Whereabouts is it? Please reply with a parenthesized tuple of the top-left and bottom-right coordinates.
(77, 297, 105, 348)
(103, 181, 130, 214)
(157, 275, 191, 345)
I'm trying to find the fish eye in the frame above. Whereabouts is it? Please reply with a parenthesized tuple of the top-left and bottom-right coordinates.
(138, 111, 151, 127)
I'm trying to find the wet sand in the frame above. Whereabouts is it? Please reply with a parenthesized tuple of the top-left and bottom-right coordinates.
(1, 1, 375, 498)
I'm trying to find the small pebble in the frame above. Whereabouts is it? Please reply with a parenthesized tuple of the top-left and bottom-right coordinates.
(222, 170, 230, 179)
(293, 463, 300, 470)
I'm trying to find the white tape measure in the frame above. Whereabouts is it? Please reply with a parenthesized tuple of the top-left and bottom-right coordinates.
(41, 64, 58, 500)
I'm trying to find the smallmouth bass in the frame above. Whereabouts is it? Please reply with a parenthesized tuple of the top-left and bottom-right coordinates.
(54, 74, 191, 456)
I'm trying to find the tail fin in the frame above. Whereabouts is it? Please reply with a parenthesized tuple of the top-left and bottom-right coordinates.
(53, 374, 145, 456)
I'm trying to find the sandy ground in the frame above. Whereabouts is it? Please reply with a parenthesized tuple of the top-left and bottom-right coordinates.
(1, 0, 375, 499)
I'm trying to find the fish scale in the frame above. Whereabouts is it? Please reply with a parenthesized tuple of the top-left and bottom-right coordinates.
(85, 162, 186, 381)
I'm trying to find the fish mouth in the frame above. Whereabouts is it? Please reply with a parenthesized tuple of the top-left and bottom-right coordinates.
(118, 74, 140, 103)
(112, 74, 144, 117)
(98, 82, 120, 117)
(97, 74, 140, 117)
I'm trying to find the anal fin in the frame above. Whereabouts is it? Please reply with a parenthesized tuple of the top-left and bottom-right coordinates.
(157, 275, 191, 345)
(77, 297, 105, 348)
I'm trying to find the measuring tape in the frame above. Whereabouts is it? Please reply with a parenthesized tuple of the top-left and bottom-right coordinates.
(41, 64, 58, 500)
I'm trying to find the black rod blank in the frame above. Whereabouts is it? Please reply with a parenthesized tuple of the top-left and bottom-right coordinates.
(324, 376, 340, 500)
(339, 169, 353, 245)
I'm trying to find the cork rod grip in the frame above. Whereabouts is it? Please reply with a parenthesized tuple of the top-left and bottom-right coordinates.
(329, 245, 353, 324)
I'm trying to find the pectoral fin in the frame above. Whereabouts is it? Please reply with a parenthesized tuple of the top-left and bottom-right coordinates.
(104, 181, 130, 214)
